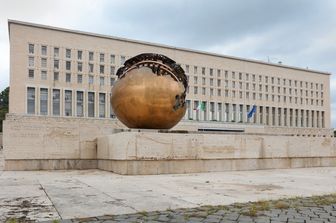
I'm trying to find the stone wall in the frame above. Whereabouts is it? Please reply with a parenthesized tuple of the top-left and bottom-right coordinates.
(3, 114, 335, 172)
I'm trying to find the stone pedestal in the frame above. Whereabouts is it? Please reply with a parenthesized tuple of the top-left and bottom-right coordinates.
(97, 131, 336, 175)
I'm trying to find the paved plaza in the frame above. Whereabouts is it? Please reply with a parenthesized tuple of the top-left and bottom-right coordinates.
(1, 163, 336, 222)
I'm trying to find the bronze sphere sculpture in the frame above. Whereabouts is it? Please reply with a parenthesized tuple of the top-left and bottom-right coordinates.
(111, 53, 188, 129)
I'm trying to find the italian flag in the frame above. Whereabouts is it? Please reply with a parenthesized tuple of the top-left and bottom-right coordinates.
(195, 102, 205, 111)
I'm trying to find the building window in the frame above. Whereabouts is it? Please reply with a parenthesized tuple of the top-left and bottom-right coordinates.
(89, 75, 94, 84)
(88, 63, 93, 73)
(202, 87, 206, 95)
(54, 72, 59, 81)
(64, 90, 72, 116)
(120, 56, 126, 64)
(99, 93, 106, 118)
(100, 76, 104, 86)
(52, 89, 60, 116)
(88, 92, 95, 117)
(186, 65, 189, 73)
(110, 77, 115, 86)
(100, 53, 105, 63)
(110, 66, 115, 75)
(110, 54, 115, 64)
(66, 61, 71, 70)
(78, 50, 83, 60)
(77, 74, 83, 84)
(202, 77, 206, 85)
(194, 66, 198, 74)
(27, 87, 35, 114)
(217, 79, 221, 87)
(210, 88, 214, 96)
(41, 70, 47, 80)
(89, 52, 94, 61)
(66, 73, 71, 83)
(54, 60, 59, 69)
(66, 49, 71, 59)
(202, 67, 205, 75)
(28, 69, 34, 79)
(41, 58, 47, 68)
(210, 68, 213, 76)
(28, 44, 34, 54)
(218, 89, 221, 96)
(77, 62, 82, 72)
(194, 76, 198, 84)
(41, 46, 47, 56)
(76, 91, 84, 117)
(217, 69, 221, 77)
(239, 73, 242, 80)
(100, 65, 104, 74)
(40, 88, 48, 115)
(29, 57, 34, 67)
(194, 87, 198, 94)
(210, 78, 214, 86)
(54, 47, 59, 57)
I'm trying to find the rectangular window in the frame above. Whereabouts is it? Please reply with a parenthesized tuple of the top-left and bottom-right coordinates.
(54, 60, 59, 69)
(100, 65, 104, 74)
(40, 88, 48, 115)
(66, 73, 71, 83)
(28, 44, 34, 54)
(89, 52, 94, 61)
(120, 56, 126, 64)
(89, 63, 94, 73)
(28, 69, 34, 79)
(66, 61, 71, 70)
(186, 65, 189, 73)
(76, 91, 84, 117)
(210, 78, 213, 86)
(210, 68, 213, 76)
(77, 74, 83, 84)
(88, 92, 95, 117)
(110, 66, 115, 75)
(100, 76, 104, 86)
(202, 87, 206, 95)
(41, 70, 47, 80)
(89, 75, 94, 84)
(64, 90, 72, 116)
(99, 93, 106, 118)
(66, 49, 71, 58)
(41, 58, 47, 68)
(217, 79, 221, 87)
(52, 89, 60, 116)
(27, 87, 35, 114)
(217, 69, 221, 77)
(194, 76, 198, 84)
(41, 46, 47, 56)
(217, 89, 221, 96)
(110, 54, 115, 64)
(29, 56, 34, 67)
(54, 47, 59, 57)
(77, 62, 82, 72)
(110, 77, 115, 86)
(194, 66, 197, 74)
(202, 67, 205, 75)
(100, 53, 105, 63)
(54, 72, 59, 81)
(77, 50, 82, 60)
(194, 86, 198, 94)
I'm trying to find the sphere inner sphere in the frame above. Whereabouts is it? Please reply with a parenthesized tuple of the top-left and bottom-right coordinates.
(111, 53, 188, 129)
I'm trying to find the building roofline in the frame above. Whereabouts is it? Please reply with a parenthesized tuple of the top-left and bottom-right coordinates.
(8, 19, 331, 76)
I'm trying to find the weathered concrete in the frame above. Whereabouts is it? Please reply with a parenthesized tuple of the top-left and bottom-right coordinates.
(1, 167, 336, 221)
(97, 131, 336, 174)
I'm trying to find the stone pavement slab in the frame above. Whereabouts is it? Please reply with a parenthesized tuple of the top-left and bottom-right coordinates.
(1, 167, 336, 221)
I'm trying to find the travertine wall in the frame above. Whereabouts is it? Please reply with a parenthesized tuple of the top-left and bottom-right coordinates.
(3, 114, 335, 172)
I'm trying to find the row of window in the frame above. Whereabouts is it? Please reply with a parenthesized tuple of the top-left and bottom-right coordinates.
(189, 78, 324, 99)
(28, 43, 125, 64)
(183, 64, 324, 91)
(27, 87, 114, 118)
(28, 57, 118, 75)
(189, 87, 324, 106)
(28, 70, 116, 86)
(185, 100, 325, 128)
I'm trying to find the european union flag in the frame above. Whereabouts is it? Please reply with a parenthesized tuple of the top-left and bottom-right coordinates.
(247, 105, 257, 119)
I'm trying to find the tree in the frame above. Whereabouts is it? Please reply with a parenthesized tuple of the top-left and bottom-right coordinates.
(0, 87, 9, 132)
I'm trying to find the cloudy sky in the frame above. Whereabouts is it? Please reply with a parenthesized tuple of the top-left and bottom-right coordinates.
(0, 0, 335, 126)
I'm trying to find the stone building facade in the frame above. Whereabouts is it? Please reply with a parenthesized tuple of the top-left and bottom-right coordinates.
(8, 20, 331, 129)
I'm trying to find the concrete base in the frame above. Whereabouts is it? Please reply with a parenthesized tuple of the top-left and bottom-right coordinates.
(97, 131, 336, 175)
(4, 159, 97, 170)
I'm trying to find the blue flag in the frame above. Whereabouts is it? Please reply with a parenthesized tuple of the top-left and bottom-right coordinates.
(247, 105, 257, 119)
